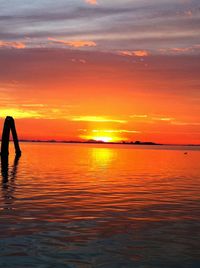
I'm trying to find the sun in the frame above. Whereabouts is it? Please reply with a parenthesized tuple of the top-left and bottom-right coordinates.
(80, 129, 127, 142)
(92, 136, 113, 142)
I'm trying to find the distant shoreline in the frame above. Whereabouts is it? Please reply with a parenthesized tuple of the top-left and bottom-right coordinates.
(5, 140, 200, 147)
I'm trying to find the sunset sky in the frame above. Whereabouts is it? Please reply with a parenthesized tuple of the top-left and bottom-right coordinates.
(0, 0, 200, 144)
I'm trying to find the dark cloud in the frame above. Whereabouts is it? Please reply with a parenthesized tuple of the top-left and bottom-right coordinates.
(0, 0, 199, 53)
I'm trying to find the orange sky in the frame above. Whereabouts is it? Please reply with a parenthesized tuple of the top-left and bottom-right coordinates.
(0, 0, 200, 144)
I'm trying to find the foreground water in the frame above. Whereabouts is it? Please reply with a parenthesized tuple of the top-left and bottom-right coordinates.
(0, 143, 200, 268)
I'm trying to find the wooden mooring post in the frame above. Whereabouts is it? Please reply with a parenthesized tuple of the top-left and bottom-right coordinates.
(1, 116, 21, 157)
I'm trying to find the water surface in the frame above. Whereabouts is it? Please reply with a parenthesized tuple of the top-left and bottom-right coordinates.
(0, 143, 200, 267)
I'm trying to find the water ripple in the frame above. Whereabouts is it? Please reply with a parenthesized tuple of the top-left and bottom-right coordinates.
(0, 143, 200, 267)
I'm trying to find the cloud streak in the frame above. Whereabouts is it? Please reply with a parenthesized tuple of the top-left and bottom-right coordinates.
(85, 0, 97, 5)
(70, 116, 127, 124)
(0, 0, 199, 54)
(0, 40, 25, 49)
(48, 38, 96, 48)
(119, 50, 149, 57)
(92, 129, 140, 133)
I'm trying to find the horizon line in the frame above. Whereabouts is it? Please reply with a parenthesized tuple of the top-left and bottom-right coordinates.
(4, 139, 200, 147)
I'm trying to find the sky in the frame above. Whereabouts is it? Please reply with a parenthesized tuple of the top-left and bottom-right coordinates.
(0, 0, 200, 144)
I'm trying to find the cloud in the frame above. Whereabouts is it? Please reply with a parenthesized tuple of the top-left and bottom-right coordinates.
(0, 40, 25, 49)
(0, 108, 40, 119)
(130, 114, 148, 118)
(119, 50, 149, 57)
(48, 38, 96, 48)
(130, 114, 176, 123)
(21, 104, 46, 108)
(92, 129, 140, 133)
(0, 0, 199, 55)
(184, 10, 193, 17)
(71, 58, 86, 64)
(152, 117, 175, 122)
(171, 121, 200, 126)
(170, 47, 191, 53)
(70, 116, 127, 123)
(159, 44, 200, 54)
(85, 0, 97, 5)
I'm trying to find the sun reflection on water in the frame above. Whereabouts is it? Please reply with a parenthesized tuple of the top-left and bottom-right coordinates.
(91, 147, 115, 167)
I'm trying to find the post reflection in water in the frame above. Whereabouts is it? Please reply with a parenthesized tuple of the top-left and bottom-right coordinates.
(1, 154, 20, 210)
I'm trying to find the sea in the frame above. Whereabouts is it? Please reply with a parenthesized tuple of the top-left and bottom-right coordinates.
(0, 142, 199, 268)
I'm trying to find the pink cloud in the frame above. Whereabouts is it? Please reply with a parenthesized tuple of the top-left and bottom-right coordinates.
(160, 45, 200, 54)
(119, 50, 149, 57)
(0, 40, 26, 49)
(48, 38, 96, 48)
(170, 47, 191, 52)
(85, 0, 97, 5)
(71, 58, 86, 64)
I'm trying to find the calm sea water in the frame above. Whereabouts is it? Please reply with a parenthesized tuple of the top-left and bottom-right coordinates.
(0, 143, 200, 268)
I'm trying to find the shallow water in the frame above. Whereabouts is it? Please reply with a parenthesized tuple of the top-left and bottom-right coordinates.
(0, 143, 200, 268)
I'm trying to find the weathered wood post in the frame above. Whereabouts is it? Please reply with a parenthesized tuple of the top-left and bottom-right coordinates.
(10, 117, 21, 157)
(1, 117, 11, 157)
(1, 116, 21, 157)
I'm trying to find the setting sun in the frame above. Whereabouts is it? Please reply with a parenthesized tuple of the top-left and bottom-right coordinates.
(80, 134, 121, 143)
(92, 136, 114, 142)
(79, 129, 128, 142)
